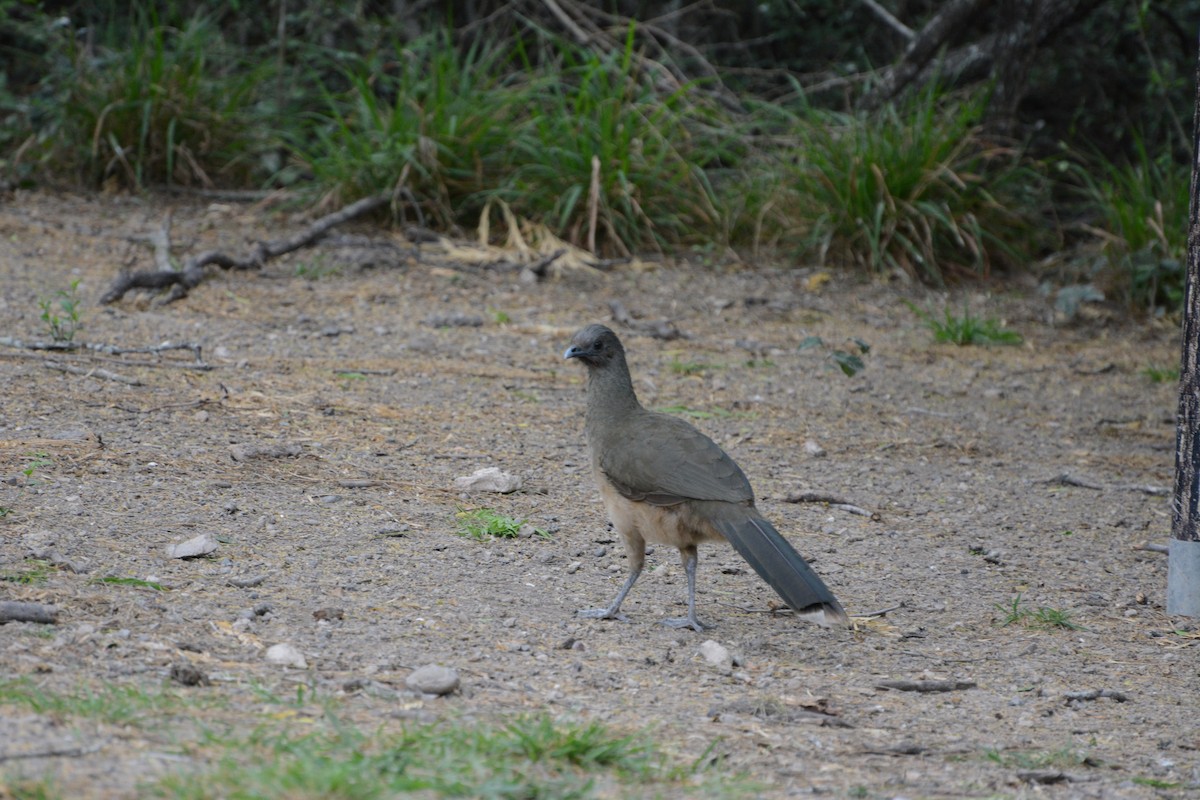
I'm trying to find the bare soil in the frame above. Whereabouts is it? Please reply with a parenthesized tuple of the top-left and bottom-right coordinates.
(0, 192, 1195, 798)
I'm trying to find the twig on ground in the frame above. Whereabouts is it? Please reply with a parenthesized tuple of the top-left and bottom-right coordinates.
(876, 679, 976, 693)
(608, 299, 682, 340)
(1063, 688, 1128, 703)
(1134, 542, 1170, 554)
(101, 192, 390, 304)
(0, 601, 59, 624)
(784, 491, 875, 518)
(43, 361, 142, 386)
(0, 741, 106, 763)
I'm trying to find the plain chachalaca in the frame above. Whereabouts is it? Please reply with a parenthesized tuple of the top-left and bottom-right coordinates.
(564, 324, 848, 631)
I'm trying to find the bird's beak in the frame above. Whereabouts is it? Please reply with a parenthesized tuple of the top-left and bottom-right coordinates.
(563, 345, 583, 360)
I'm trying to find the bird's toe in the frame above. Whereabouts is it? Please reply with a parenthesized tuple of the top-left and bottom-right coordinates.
(662, 616, 711, 632)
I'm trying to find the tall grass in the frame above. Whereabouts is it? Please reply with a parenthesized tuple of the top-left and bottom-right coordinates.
(1073, 136, 1188, 310)
(17, 10, 272, 187)
(785, 88, 1037, 284)
(495, 26, 721, 255)
(299, 35, 528, 227)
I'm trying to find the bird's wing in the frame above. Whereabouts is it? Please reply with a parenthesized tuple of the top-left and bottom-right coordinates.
(598, 411, 754, 506)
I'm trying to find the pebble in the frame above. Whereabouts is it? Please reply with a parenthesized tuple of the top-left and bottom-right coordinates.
(264, 643, 307, 669)
(405, 664, 460, 696)
(453, 467, 522, 494)
(566, 561, 582, 574)
(699, 640, 732, 671)
(166, 533, 219, 560)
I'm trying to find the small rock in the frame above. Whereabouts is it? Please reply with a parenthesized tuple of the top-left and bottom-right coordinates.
(406, 664, 460, 696)
(566, 561, 582, 574)
(699, 640, 732, 671)
(265, 643, 308, 669)
(313, 607, 344, 621)
(230, 442, 303, 462)
(169, 661, 210, 687)
(453, 467, 522, 494)
(804, 440, 827, 457)
(166, 533, 219, 560)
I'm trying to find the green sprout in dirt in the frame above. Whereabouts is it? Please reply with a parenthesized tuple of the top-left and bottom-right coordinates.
(455, 507, 548, 541)
(907, 302, 1022, 346)
(1143, 364, 1179, 383)
(91, 575, 166, 591)
(21, 452, 51, 483)
(798, 335, 871, 376)
(38, 279, 84, 342)
(1, 559, 53, 585)
(669, 357, 710, 376)
(995, 594, 1084, 630)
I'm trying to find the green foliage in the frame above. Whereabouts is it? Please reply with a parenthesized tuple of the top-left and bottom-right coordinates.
(1071, 137, 1188, 311)
(22, 451, 52, 481)
(995, 594, 1084, 630)
(92, 575, 166, 591)
(907, 303, 1022, 346)
(16, 10, 272, 187)
(0, 678, 184, 726)
(786, 88, 1037, 284)
(38, 279, 83, 342)
(1, 559, 53, 585)
(153, 714, 704, 799)
(797, 335, 871, 376)
(455, 507, 548, 540)
(1143, 364, 1179, 384)
(495, 25, 722, 254)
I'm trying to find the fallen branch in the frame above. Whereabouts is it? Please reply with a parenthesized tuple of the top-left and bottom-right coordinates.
(876, 679, 976, 693)
(1134, 542, 1170, 554)
(43, 361, 142, 386)
(0, 741, 106, 762)
(784, 490, 875, 518)
(1063, 688, 1128, 703)
(101, 192, 390, 304)
(0, 601, 59, 624)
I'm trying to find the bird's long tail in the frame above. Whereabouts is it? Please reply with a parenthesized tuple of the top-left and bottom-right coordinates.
(708, 507, 848, 626)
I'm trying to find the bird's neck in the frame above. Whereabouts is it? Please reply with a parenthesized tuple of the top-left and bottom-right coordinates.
(585, 356, 642, 431)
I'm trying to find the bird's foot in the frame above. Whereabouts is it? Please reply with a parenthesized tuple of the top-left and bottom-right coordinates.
(662, 615, 712, 632)
(577, 608, 629, 622)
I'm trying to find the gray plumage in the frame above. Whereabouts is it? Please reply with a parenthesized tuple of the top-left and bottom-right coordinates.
(564, 323, 848, 630)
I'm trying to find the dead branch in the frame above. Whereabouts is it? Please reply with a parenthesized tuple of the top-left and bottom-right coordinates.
(857, 0, 914, 39)
(0, 741, 106, 762)
(0, 601, 59, 624)
(101, 192, 390, 304)
(43, 361, 142, 386)
(876, 679, 976, 693)
(1063, 688, 1128, 702)
(784, 490, 874, 519)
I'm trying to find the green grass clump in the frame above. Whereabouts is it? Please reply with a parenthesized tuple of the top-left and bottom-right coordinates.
(38, 279, 83, 342)
(1072, 137, 1188, 311)
(908, 303, 1022, 346)
(0, 679, 186, 726)
(995, 594, 1084, 630)
(155, 715, 715, 799)
(785, 87, 1036, 284)
(456, 507, 548, 540)
(19, 10, 272, 188)
(1, 559, 53, 585)
(1143, 364, 1179, 383)
(92, 575, 166, 591)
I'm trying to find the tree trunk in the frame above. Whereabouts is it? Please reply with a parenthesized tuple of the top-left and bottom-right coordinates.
(1167, 27, 1200, 617)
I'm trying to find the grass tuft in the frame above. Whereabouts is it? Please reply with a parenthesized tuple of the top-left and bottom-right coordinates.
(455, 507, 548, 540)
(995, 594, 1084, 630)
(907, 303, 1022, 346)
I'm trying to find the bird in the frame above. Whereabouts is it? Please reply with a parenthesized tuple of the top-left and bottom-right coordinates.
(564, 323, 848, 631)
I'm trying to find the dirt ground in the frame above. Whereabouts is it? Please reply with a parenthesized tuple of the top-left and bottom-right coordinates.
(0, 192, 1196, 798)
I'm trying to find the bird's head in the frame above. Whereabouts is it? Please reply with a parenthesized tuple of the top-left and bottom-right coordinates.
(563, 324, 624, 368)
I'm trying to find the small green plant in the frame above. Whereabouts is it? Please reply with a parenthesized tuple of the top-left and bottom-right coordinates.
(293, 256, 341, 281)
(1143, 364, 1179, 383)
(669, 357, 710, 376)
(0, 678, 184, 726)
(21, 452, 51, 483)
(92, 575, 165, 591)
(37, 279, 83, 342)
(983, 745, 1086, 770)
(1132, 777, 1181, 789)
(798, 335, 871, 376)
(490, 308, 512, 324)
(995, 594, 1083, 630)
(907, 303, 1022, 346)
(1, 559, 53, 585)
(455, 507, 547, 540)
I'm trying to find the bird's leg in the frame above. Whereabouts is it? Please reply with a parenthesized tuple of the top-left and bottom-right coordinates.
(577, 565, 641, 621)
(578, 531, 645, 622)
(663, 545, 712, 632)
